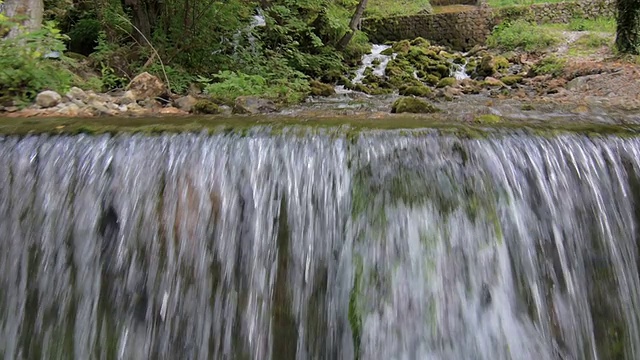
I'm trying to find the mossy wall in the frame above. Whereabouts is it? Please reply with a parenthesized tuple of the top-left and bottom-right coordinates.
(361, 0, 614, 50)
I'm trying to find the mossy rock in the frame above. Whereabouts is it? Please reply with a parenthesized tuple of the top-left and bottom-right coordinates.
(423, 74, 440, 86)
(399, 85, 432, 97)
(380, 47, 394, 56)
(392, 40, 411, 54)
(310, 80, 336, 96)
(521, 103, 534, 111)
(410, 37, 431, 48)
(435, 64, 450, 78)
(193, 100, 220, 114)
(493, 56, 510, 71)
(479, 55, 511, 77)
(474, 114, 503, 124)
(436, 77, 457, 88)
(391, 97, 440, 114)
(501, 75, 523, 86)
(371, 58, 382, 66)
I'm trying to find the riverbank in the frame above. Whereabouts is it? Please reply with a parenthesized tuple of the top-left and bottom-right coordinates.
(2, 16, 638, 123)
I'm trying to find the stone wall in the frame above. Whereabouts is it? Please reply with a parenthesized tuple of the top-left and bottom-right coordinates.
(361, 0, 614, 50)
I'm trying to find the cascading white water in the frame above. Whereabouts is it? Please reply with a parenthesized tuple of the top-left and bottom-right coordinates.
(450, 59, 470, 81)
(352, 44, 395, 84)
(1, 128, 640, 359)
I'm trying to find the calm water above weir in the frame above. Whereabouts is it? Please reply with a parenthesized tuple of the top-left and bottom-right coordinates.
(1, 127, 640, 359)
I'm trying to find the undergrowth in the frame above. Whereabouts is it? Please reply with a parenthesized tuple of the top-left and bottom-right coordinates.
(487, 19, 559, 52)
(487, 0, 569, 7)
(365, 0, 432, 17)
(0, 15, 75, 103)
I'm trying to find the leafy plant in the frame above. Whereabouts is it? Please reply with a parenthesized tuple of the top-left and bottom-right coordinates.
(0, 15, 75, 102)
(487, 19, 560, 51)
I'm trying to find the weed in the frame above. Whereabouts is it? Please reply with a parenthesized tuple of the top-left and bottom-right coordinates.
(487, 20, 559, 52)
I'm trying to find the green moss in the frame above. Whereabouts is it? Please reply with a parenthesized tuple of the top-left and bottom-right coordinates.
(391, 97, 441, 114)
(309, 80, 336, 96)
(380, 47, 394, 56)
(436, 77, 457, 88)
(410, 37, 431, 47)
(474, 114, 503, 124)
(501, 75, 523, 86)
(399, 85, 432, 97)
(521, 103, 534, 111)
(349, 255, 363, 358)
(391, 39, 411, 54)
(435, 64, 450, 78)
(193, 100, 220, 114)
(423, 74, 440, 85)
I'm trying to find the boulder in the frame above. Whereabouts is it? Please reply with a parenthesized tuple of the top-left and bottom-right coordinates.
(399, 85, 432, 97)
(36, 90, 62, 108)
(65, 87, 87, 101)
(193, 100, 220, 114)
(391, 97, 440, 114)
(56, 103, 81, 117)
(310, 80, 336, 97)
(233, 96, 277, 114)
(126, 72, 167, 101)
(116, 90, 137, 105)
(174, 95, 199, 112)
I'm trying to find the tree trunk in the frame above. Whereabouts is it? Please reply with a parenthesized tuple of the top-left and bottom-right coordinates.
(336, 0, 368, 50)
(616, 0, 640, 54)
(2, 0, 44, 37)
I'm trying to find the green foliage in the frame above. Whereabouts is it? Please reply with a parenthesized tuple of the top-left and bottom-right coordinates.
(0, 18, 74, 102)
(573, 33, 613, 49)
(365, 0, 432, 17)
(487, 20, 560, 51)
(487, 0, 567, 7)
(202, 70, 310, 105)
(147, 64, 193, 95)
(67, 18, 101, 55)
(531, 55, 566, 76)
(568, 17, 616, 32)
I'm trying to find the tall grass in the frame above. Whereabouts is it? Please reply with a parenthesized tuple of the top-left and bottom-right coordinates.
(487, 0, 570, 7)
(365, 0, 432, 17)
(487, 20, 560, 51)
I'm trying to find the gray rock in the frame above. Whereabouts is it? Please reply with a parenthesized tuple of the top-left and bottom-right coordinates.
(36, 90, 62, 108)
(174, 95, 198, 112)
(116, 91, 137, 105)
(66, 87, 87, 101)
(233, 96, 277, 114)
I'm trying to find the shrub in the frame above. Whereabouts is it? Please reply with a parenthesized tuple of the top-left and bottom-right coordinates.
(0, 18, 75, 102)
(531, 56, 566, 77)
(202, 70, 310, 105)
(487, 20, 559, 52)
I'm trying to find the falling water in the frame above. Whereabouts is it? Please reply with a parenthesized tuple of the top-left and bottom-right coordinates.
(352, 45, 396, 84)
(450, 59, 470, 81)
(1, 128, 640, 360)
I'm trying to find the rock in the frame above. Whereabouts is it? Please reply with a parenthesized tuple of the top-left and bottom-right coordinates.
(391, 97, 440, 114)
(159, 107, 187, 115)
(126, 72, 167, 101)
(474, 114, 503, 124)
(482, 77, 506, 88)
(399, 85, 432, 97)
(233, 96, 277, 114)
(501, 75, 523, 86)
(566, 76, 590, 91)
(310, 80, 336, 97)
(479, 55, 510, 77)
(65, 87, 87, 101)
(36, 90, 62, 108)
(4, 106, 19, 113)
(56, 103, 80, 117)
(116, 90, 137, 105)
(174, 95, 199, 112)
(436, 77, 457, 88)
(193, 100, 220, 114)
(88, 98, 113, 116)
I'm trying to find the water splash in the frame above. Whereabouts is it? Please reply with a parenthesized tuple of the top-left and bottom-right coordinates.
(1, 129, 640, 359)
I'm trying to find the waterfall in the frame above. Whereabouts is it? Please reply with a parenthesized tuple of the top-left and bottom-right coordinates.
(352, 45, 396, 84)
(450, 59, 470, 81)
(1, 129, 640, 360)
